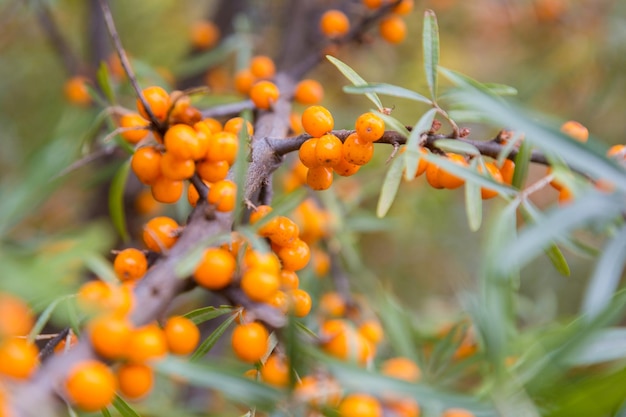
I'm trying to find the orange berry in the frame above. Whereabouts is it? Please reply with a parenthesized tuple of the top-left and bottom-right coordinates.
(320, 320, 372, 364)
(164, 316, 200, 355)
(393, 0, 414, 15)
(187, 180, 208, 208)
(607, 144, 625, 159)
(143, 216, 179, 252)
(441, 409, 475, 417)
(320, 10, 350, 38)
(560, 120, 589, 143)
(294, 79, 324, 105)
(439, 153, 468, 190)
(479, 162, 504, 199)
(135, 188, 161, 215)
(425, 162, 444, 189)
(269, 290, 289, 313)
(250, 80, 280, 110)
(113, 248, 150, 281)
(312, 246, 330, 276)
(260, 354, 290, 387)
(241, 268, 280, 302)
(299, 138, 320, 168)
(126, 323, 168, 363)
(137, 86, 171, 122)
(386, 398, 420, 417)
(193, 247, 236, 290)
(250, 56, 276, 80)
(169, 95, 202, 126)
(190, 20, 220, 50)
(381, 357, 421, 382)
(355, 112, 385, 142)
(88, 314, 132, 359)
(289, 288, 312, 317)
(117, 363, 154, 400)
(295, 375, 342, 407)
(132, 147, 162, 185)
(307, 166, 334, 190)
(64, 76, 92, 106)
(0, 293, 34, 337)
(160, 153, 195, 181)
(276, 238, 311, 271)
(151, 177, 184, 204)
(362, 0, 385, 9)
(379, 15, 407, 44)
(54, 333, 78, 354)
(266, 216, 300, 247)
(208, 179, 237, 212)
(0, 338, 38, 379)
(234, 69, 257, 95)
(319, 292, 346, 317)
(302, 105, 334, 137)
(343, 133, 374, 166)
(339, 394, 382, 417)
(411, 147, 429, 177)
(558, 186, 574, 205)
(243, 250, 282, 275)
(231, 322, 269, 363)
(249, 204, 273, 224)
(333, 155, 361, 177)
(196, 118, 223, 135)
(358, 320, 384, 345)
(279, 270, 300, 290)
(499, 159, 515, 185)
(65, 360, 116, 411)
(316, 133, 343, 167)
(224, 117, 254, 137)
(77, 281, 134, 316)
(164, 124, 201, 161)
(120, 113, 150, 144)
(207, 131, 239, 164)
(197, 159, 229, 183)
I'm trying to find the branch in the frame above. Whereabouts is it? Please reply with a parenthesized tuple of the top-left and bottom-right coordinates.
(200, 100, 255, 119)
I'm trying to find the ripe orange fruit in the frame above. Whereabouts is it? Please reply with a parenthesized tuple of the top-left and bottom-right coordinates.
(294, 79, 324, 105)
(164, 124, 201, 161)
(207, 179, 237, 212)
(0, 293, 34, 337)
(560, 120, 588, 143)
(379, 15, 407, 44)
(386, 398, 420, 417)
(241, 268, 280, 302)
(224, 117, 254, 137)
(231, 322, 269, 363)
(442, 409, 476, 417)
(250, 55, 276, 80)
(343, 133, 374, 166)
(320, 320, 372, 364)
(393, 0, 414, 15)
(193, 247, 236, 290)
(277, 239, 311, 271)
(289, 288, 312, 317)
(151, 176, 184, 204)
(307, 166, 334, 190)
(126, 323, 168, 363)
(117, 363, 154, 400)
(362, 0, 385, 9)
(196, 159, 229, 183)
(88, 314, 132, 359)
(608, 144, 626, 159)
(558, 186, 574, 205)
(319, 292, 346, 317)
(279, 270, 299, 290)
(338, 393, 383, 417)
(381, 357, 421, 382)
(0, 338, 38, 379)
(190, 20, 220, 50)
(316, 134, 343, 167)
(164, 316, 200, 355)
(159, 152, 195, 181)
(137, 86, 171, 122)
(358, 320, 384, 345)
(355, 112, 385, 142)
(302, 105, 334, 138)
(438, 153, 468, 190)
(132, 147, 162, 185)
(207, 131, 239, 164)
(64, 76, 92, 106)
(66, 360, 116, 411)
(250, 80, 280, 110)
(320, 10, 350, 38)
(142, 216, 179, 252)
(425, 162, 444, 189)
(479, 162, 504, 199)
(119, 113, 150, 144)
(295, 375, 342, 407)
(333, 155, 361, 177)
(269, 290, 289, 313)
(299, 138, 320, 168)
(499, 159, 515, 185)
(114, 248, 148, 282)
(260, 354, 290, 387)
(264, 216, 300, 247)
(234, 69, 256, 95)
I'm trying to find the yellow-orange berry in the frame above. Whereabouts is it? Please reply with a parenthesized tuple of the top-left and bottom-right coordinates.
(333, 155, 361, 177)
(480, 162, 504, 199)
(307, 166, 334, 190)
(137, 86, 171, 122)
(66, 360, 116, 411)
(135, 188, 161, 216)
(362, 0, 385, 9)
(196, 118, 223, 135)
(250, 81, 280, 110)
(356, 112, 385, 142)
(379, 15, 407, 44)
(302, 105, 334, 137)
(339, 394, 383, 417)
(289, 288, 312, 317)
(358, 320, 384, 345)
(120, 113, 150, 144)
(299, 138, 320, 168)
(290, 112, 304, 135)
(114, 249, 147, 282)
(250, 55, 276, 80)
(393, 0, 414, 15)
(190, 20, 220, 50)
(197, 159, 229, 183)
(194, 247, 236, 290)
(143, 216, 179, 252)
(294, 79, 324, 105)
(151, 176, 184, 204)
(316, 133, 343, 167)
(607, 144, 625, 159)
(558, 186, 574, 205)
(0, 338, 38, 379)
(442, 409, 475, 417)
(319, 292, 346, 317)
(386, 398, 420, 417)
(295, 375, 342, 407)
(126, 324, 168, 363)
(117, 363, 154, 400)
(88, 314, 132, 359)
(499, 159, 516, 185)
(207, 131, 239, 164)
(54, 333, 78, 354)
(160, 152, 195, 181)
(277, 239, 311, 271)
(164, 124, 201, 161)
(266, 216, 300, 247)
(232, 322, 269, 363)
(560, 120, 589, 143)
(243, 250, 282, 275)
(0, 294, 34, 337)
(320, 10, 350, 38)
(132, 147, 162, 185)
(241, 268, 280, 302)
(439, 153, 468, 190)
(312, 247, 331, 276)
(164, 316, 200, 355)
(249, 204, 273, 225)
(381, 357, 421, 382)
(234, 69, 257, 95)
(64, 76, 92, 106)
(343, 133, 374, 166)
(224, 117, 254, 137)
(320, 320, 372, 364)
(269, 290, 289, 313)
(425, 162, 444, 189)
(208, 179, 237, 212)
(261, 354, 290, 387)
(280, 270, 300, 290)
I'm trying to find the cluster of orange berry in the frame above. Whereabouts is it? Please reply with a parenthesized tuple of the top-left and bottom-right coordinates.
(0, 293, 38, 388)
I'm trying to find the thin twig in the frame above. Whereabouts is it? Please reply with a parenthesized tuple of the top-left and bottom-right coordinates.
(201, 100, 255, 118)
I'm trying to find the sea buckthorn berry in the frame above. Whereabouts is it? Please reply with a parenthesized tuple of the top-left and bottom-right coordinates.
(120, 113, 150, 144)
(151, 176, 184, 204)
(386, 398, 420, 417)
(302, 105, 334, 137)
(137, 86, 171, 122)
(196, 118, 223, 136)
(194, 247, 236, 290)
(117, 363, 154, 400)
(249, 205, 273, 225)
(135, 188, 161, 216)
(224, 117, 254, 137)
(442, 409, 475, 417)
(197, 159, 229, 183)
(143, 216, 179, 252)
(207, 131, 239, 165)
(277, 238, 311, 271)
(269, 290, 289, 313)
(241, 268, 280, 302)
(280, 270, 299, 290)
(0, 338, 38, 379)
(77, 281, 134, 316)
(320, 10, 350, 38)
(266, 216, 300, 247)
(290, 112, 304, 135)
(381, 357, 421, 382)
(234, 69, 256, 95)
(54, 333, 78, 354)
(356, 112, 385, 142)
(393, 0, 414, 15)
(208, 179, 237, 212)
(320, 292, 346, 317)
(320, 320, 372, 364)
(64, 76, 92, 106)
(362, 0, 385, 9)
(113, 248, 148, 281)
(296, 375, 342, 407)
(289, 288, 312, 317)
(299, 138, 320, 168)
(411, 147, 429, 177)
(558, 186, 573, 205)
(607, 144, 625, 159)
(190, 20, 220, 50)
(169, 95, 202, 127)
(132, 147, 162, 185)
(294, 79, 324, 105)
(88, 314, 132, 359)
(316, 133, 343, 167)
(164, 316, 200, 355)
(479, 162, 504, 199)
(250, 55, 276, 80)
(439, 153, 468, 190)
(560, 120, 589, 143)
(0, 293, 34, 337)
(250, 81, 280, 110)
(379, 15, 407, 44)
(126, 323, 168, 363)
(164, 124, 201, 161)
(343, 133, 374, 166)
(232, 322, 269, 363)
(333, 155, 361, 177)
(160, 152, 195, 181)
(307, 166, 334, 190)
(358, 320, 383, 345)
(499, 159, 515, 185)
(187, 180, 208, 208)
(339, 394, 383, 417)
(425, 162, 444, 189)
(261, 354, 290, 387)
(65, 360, 116, 411)
(312, 247, 330, 276)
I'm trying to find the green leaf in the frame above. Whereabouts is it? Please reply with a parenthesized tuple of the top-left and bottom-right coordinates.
(108, 159, 131, 242)
(173, 35, 242, 79)
(433, 139, 481, 156)
(84, 253, 118, 284)
(376, 155, 405, 218)
(96, 62, 115, 104)
(376, 292, 420, 363)
(374, 112, 410, 138)
(566, 328, 626, 366)
(184, 306, 234, 325)
(439, 67, 504, 98)
(512, 139, 532, 189)
(190, 313, 237, 362)
(326, 55, 383, 111)
(28, 294, 74, 343)
(423, 10, 440, 100)
(464, 159, 483, 231)
(544, 244, 571, 277)
(404, 108, 437, 181)
(101, 408, 112, 417)
(482, 83, 518, 96)
(581, 224, 626, 319)
(112, 395, 141, 417)
(343, 83, 432, 105)
(233, 112, 252, 227)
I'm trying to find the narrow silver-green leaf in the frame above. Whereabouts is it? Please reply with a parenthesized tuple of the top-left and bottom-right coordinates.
(464, 159, 483, 231)
(544, 244, 571, 277)
(190, 313, 237, 361)
(482, 83, 518, 96)
(376, 156, 405, 218)
(343, 83, 432, 105)
(512, 139, 532, 189)
(108, 159, 131, 242)
(184, 306, 234, 325)
(84, 253, 118, 284)
(28, 295, 74, 343)
(112, 396, 141, 417)
(326, 55, 383, 111)
(374, 112, 410, 138)
(404, 108, 437, 181)
(101, 408, 112, 417)
(96, 62, 115, 104)
(434, 139, 481, 156)
(423, 10, 440, 100)
(567, 328, 626, 366)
